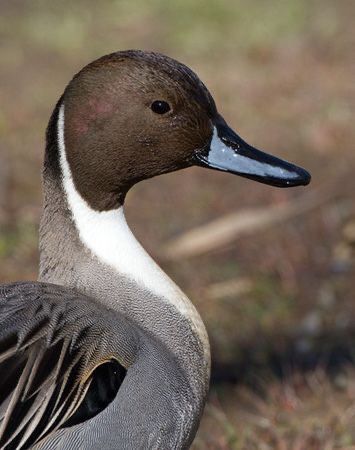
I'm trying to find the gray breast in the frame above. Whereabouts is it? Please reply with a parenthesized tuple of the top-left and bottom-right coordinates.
(0, 282, 198, 449)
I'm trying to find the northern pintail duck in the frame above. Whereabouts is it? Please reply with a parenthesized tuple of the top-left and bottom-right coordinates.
(0, 50, 310, 449)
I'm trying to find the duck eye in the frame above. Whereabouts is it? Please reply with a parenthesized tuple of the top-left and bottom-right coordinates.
(151, 100, 171, 115)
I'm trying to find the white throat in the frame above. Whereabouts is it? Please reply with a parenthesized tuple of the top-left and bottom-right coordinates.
(57, 103, 209, 357)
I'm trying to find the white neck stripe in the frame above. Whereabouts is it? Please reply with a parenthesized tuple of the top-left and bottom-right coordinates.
(57, 103, 209, 353)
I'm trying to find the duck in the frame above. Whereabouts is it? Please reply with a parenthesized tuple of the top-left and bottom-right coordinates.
(0, 50, 311, 449)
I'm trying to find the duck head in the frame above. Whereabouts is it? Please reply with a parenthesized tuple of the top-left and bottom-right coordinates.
(60, 50, 310, 211)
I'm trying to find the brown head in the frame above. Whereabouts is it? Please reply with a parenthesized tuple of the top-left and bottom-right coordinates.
(47, 50, 310, 211)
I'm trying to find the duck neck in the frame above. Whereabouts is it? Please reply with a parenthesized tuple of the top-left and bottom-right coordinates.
(39, 101, 210, 402)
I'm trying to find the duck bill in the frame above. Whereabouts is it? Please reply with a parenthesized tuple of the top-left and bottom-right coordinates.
(194, 119, 311, 187)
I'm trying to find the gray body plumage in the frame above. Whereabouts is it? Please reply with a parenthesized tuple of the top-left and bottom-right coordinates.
(0, 283, 198, 449)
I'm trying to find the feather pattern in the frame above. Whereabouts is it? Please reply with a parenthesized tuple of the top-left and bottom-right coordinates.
(0, 282, 131, 450)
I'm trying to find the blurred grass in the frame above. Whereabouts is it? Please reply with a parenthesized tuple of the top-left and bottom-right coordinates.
(1, 0, 355, 447)
(0, 1, 318, 56)
(194, 369, 355, 449)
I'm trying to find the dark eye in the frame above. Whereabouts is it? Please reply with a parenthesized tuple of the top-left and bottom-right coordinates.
(151, 100, 171, 115)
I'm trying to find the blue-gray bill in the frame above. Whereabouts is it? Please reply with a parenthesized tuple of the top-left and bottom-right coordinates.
(194, 119, 311, 188)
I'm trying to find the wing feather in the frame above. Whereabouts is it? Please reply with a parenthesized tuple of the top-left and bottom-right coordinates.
(0, 282, 129, 449)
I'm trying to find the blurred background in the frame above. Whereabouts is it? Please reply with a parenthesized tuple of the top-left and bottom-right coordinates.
(0, 0, 354, 448)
